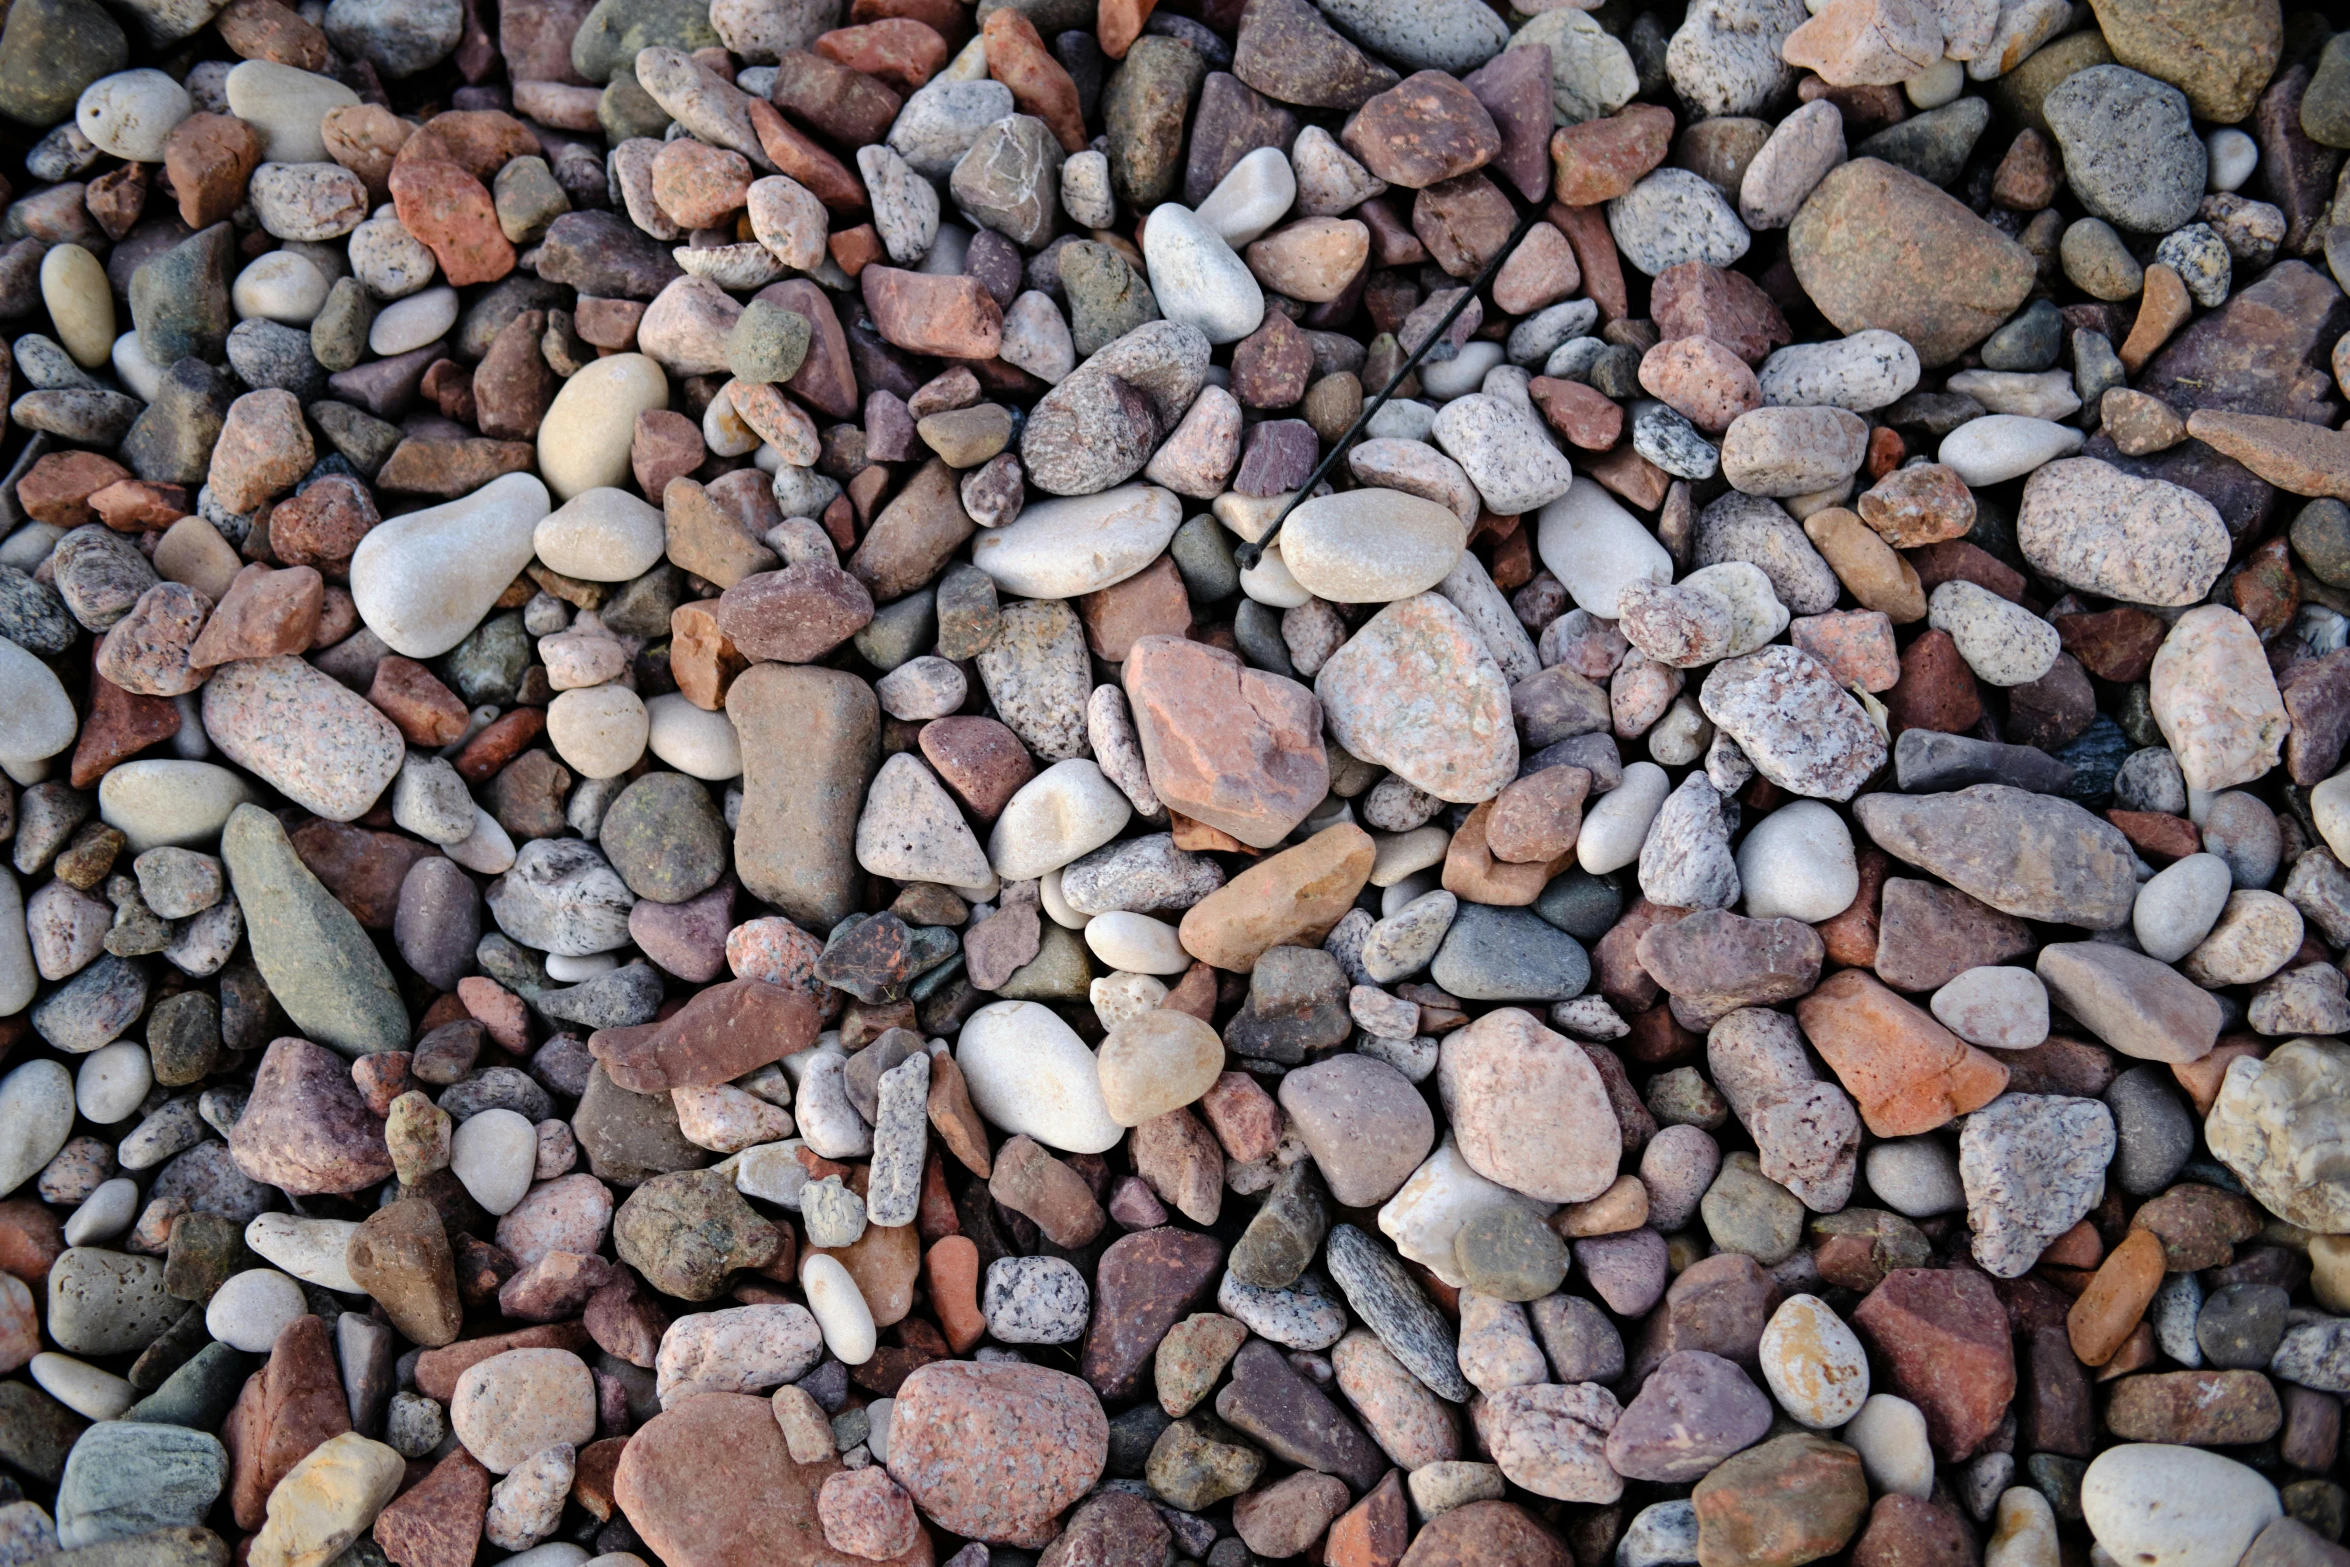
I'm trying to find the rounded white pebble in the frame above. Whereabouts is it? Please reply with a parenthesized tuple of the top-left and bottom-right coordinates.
(370, 285, 460, 356)
(63, 1177, 139, 1246)
(76, 69, 192, 161)
(1578, 761, 1670, 874)
(113, 333, 166, 401)
(1843, 1393, 1934, 1499)
(2082, 1444, 2280, 1567)
(74, 1040, 152, 1124)
(206, 1267, 309, 1352)
(1239, 539, 1314, 608)
(245, 1211, 365, 1293)
(801, 1252, 877, 1365)
(644, 692, 743, 780)
(444, 805, 519, 874)
(2205, 127, 2258, 193)
(1734, 800, 1857, 923)
(450, 1107, 539, 1215)
(233, 251, 332, 325)
(1938, 415, 2084, 487)
(547, 685, 649, 779)
(30, 1352, 138, 1420)
(1083, 911, 1190, 975)
(533, 489, 668, 582)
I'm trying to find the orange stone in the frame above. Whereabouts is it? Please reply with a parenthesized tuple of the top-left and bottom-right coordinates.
(983, 7, 1088, 152)
(2119, 263, 2192, 374)
(388, 159, 515, 287)
(925, 1235, 984, 1353)
(813, 18, 948, 93)
(1178, 824, 1375, 971)
(670, 601, 749, 711)
(2067, 1228, 2166, 1367)
(165, 113, 265, 229)
(1441, 799, 1572, 904)
(1795, 969, 2008, 1136)
(1549, 103, 1674, 206)
(1096, 0, 1156, 58)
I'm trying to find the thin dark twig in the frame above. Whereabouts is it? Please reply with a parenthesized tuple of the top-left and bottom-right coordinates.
(1232, 195, 1555, 573)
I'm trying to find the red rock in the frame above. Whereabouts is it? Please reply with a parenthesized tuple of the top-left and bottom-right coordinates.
(1797, 970, 2007, 1136)
(614, 1392, 931, 1567)
(17, 450, 130, 526)
(413, 1323, 593, 1401)
(983, 8, 1087, 152)
(1340, 71, 1503, 190)
(269, 475, 378, 572)
(1413, 171, 1514, 278)
(589, 979, 818, 1094)
(747, 97, 871, 213)
(288, 819, 437, 930)
(1850, 1495, 1973, 1567)
(813, 18, 947, 93)
(1121, 635, 1324, 850)
(0, 1200, 65, 1283)
(1850, 1268, 2016, 1461)
(989, 1135, 1105, 1248)
(1883, 628, 1980, 735)
(223, 1314, 351, 1528)
(2054, 605, 2165, 683)
(388, 159, 514, 286)
(87, 479, 188, 532)
(70, 672, 181, 789)
(1549, 104, 1674, 206)
(1529, 376, 1623, 450)
(860, 267, 1003, 359)
(373, 1449, 488, 1567)
(1651, 261, 1792, 365)
(1396, 1501, 1572, 1567)
(883, 1361, 1110, 1550)
(369, 655, 469, 747)
(918, 715, 1034, 818)
(187, 563, 323, 667)
(1326, 1469, 1410, 1567)
(716, 565, 875, 663)
(1790, 610, 1899, 693)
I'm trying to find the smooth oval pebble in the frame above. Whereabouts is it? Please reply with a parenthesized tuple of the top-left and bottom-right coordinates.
(539, 355, 671, 500)
(1279, 489, 1469, 604)
(205, 1267, 308, 1352)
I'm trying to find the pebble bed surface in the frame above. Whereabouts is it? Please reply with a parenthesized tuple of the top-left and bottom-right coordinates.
(5, 1, 2350, 1567)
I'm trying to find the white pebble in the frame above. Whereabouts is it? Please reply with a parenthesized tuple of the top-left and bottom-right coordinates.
(29, 1352, 137, 1420)
(233, 251, 332, 325)
(74, 1040, 152, 1124)
(1083, 911, 1189, 975)
(245, 1211, 365, 1293)
(1578, 761, 1670, 874)
(205, 1267, 309, 1352)
(800, 1253, 876, 1364)
(1843, 1393, 1934, 1499)
(450, 1107, 539, 1215)
(1734, 800, 1857, 923)
(62, 1177, 139, 1246)
(2205, 127, 2257, 193)
(369, 285, 460, 356)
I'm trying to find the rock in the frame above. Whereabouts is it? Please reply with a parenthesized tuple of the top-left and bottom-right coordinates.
(55, 1423, 227, 1548)
(1854, 786, 2136, 928)
(1690, 1434, 1869, 1567)
(1697, 646, 1886, 802)
(246, 1432, 403, 1567)
(2044, 66, 2207, 234)
(2205, 1040, 2350, 1233)
(2034, 942, 2221, 1064)
(883, 1361, 1106, 1549)
(1317, 593, 1517, 803)
(2080, 1445, 2281, 1567)
(1121, 637, 1326, 849)
(1786, 159, 2035, 366)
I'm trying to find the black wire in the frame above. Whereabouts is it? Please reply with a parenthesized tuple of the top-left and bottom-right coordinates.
(1231, 193, 1555, 573)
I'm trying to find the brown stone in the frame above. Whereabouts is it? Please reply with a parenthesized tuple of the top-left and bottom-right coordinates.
(1850, 1268, 2015, 1461)
(591, 979, 818, 1094)
(1850, 1496, 1974, 1567)
(2105, 1368, 2282, 1446)
(2130, 1183, 2262, 1271)
(288, 819, 437, 930)
(2068, 1227, 2167, 1367)
(320, 103, 413, 203)
(1691, 1435, 1869, 1567)
(1486, 765, 1590, 864)
(1340, 71, 1502, 190)
(1080, 1225, 1223, 1401)
(345, 1198, 462, 1348)
(1442, 799, 1572, 906)
(2120, 263, 2194, 374)
(1413, 171, 1514, 278)
(1327, 1469, 1410, 1567)
(716, 565, 874, 663)
(989, 1135, 1105, 1248)
(1634, 908, 1824, 1028)
(1179, 824, 1375, 971)
(18, 451, 130, 526)
(2187, 408, 2350, 501)
(850, 458, 976, 602)
(1873, 878, 2031, 992)
(1077, 556, 1191, 662)
(983, 8, 1086, 153)
(165, 114, 265, 229)
(2054, 605, 2165, 683)
(1857, 463, 1973, 547)
(229, 1037, 394, 1195)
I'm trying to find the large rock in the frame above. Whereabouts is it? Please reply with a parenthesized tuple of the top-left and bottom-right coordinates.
(1786, 159, 2035, 366)
(2035, 943, 2222, 1064)
(1316, 592, 1517, 804)
(2206, 1039, 2350, 1233)
(2136, 260, 2348, 425)
(222, 805, 408, 1057)
(614, 1392, 930, 1567)
(727, 665, 878, 930)
(1436, 1009, 1620, 1203)
(1123, 635, 1326, 849)
(2017, 459, 2229, 609)
(884, 1361, 1107, 1549)
(1852, 786, 2136, 928)
(1696, 646, 1885, 802)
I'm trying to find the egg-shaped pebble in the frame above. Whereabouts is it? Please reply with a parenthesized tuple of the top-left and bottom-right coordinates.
(205, 1267, 309, 1352)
